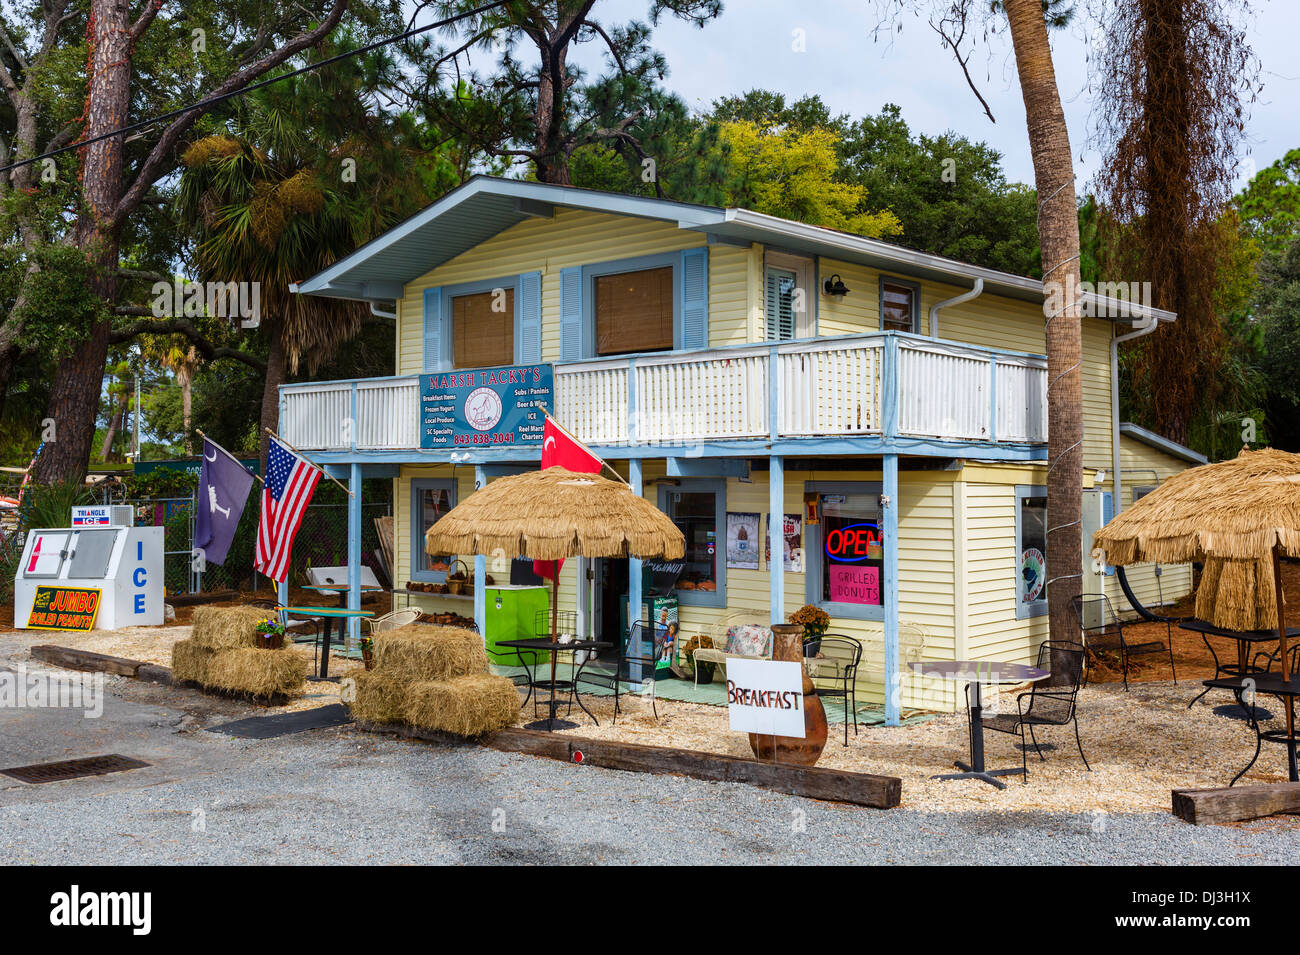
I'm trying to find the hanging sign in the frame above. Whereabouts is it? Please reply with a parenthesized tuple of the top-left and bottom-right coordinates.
(420, 363, 552, 450)
(26, 586, 101, 631)
(726, 659, 806, 737)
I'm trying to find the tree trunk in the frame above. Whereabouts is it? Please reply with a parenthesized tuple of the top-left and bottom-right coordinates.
(259, 324, 287, 470)
(179, 367, 194, 454)
(99, 392, 127, 460)
(31, 0, 132, 485)
(1005, 0, 1085, 680)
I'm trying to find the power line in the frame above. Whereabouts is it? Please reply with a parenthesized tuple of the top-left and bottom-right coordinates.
(0, 0, 508, 177)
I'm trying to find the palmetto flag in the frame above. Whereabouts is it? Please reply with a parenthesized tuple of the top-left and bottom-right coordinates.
(195, 438, 255, 566)
(254, 437, 321, 583)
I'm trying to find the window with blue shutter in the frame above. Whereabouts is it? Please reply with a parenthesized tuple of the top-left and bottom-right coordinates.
(422, 286, 443, 372)
(679, 247, 708, 350)
(518, 271, 542, 363)
(560, 266, 583, 361)
(765, 267, 797, 341)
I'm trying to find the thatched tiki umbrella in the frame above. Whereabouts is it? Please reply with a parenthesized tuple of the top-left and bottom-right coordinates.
(424, 467, 685, 728)
(1092, 447, 1300, 776)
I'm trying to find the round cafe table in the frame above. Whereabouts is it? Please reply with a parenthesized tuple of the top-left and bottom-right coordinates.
(909, 660, 1050, 789)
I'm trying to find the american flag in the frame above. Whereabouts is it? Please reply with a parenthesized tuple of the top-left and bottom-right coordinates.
(254, 437, 321, 583)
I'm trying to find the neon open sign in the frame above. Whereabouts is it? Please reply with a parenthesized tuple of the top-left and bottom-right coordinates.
(824, 522, 882, 563)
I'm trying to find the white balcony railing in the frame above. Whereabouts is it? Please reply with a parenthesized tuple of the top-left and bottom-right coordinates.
(279, 332, 1047, 452)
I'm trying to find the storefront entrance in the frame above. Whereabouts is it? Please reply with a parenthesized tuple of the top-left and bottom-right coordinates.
(593, 557, 629, 656)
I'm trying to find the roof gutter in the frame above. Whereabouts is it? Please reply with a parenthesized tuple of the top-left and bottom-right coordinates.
(1110, 314, 1161, 516)
(928, 278, 983, 339)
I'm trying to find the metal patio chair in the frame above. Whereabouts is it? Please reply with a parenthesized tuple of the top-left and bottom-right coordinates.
(1071, 593, 1176, 690)
(982, 640, 1090, 779)
(577, 621, 662, 725)
(803, 634, 862, 746)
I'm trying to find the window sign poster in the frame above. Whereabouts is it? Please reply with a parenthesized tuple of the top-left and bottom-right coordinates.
(420, 363, 552, 449)
(726, 511, 760, 569)
(764, 513, 803, 572)
(828, 564, 881, 606)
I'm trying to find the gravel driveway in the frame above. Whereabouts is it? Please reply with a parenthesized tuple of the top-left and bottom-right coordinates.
(2, 659, 1300, 864)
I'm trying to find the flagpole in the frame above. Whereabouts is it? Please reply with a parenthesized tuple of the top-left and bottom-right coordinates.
(262, 426, 354, 497)
(196, 428, 265, 485)
(542, 411, 630, 488)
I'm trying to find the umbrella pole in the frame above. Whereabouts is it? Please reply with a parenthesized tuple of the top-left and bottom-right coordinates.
(550, 574, 560, 722)
(1273, 545, 1296, 782)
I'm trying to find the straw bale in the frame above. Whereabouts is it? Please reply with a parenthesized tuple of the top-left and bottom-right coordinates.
(348, 670, 411, 725)
(424, 467, 684, 562)
(190, 605, 275, 650)
(373, 624, 488, 681)
(171, 638, 215, 684)
(1093, 448, 1300, 565)
(402, 674, 521, 737)
(204, 647, 308, 700)
(1196, 556, 1278, 631)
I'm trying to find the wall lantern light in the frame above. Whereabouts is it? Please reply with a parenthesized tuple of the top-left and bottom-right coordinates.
(823, 273, 850, 297)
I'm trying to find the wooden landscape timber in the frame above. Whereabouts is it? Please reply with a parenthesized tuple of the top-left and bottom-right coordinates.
(1172, 784, 1300, 825)
(358, 721, 902, 808)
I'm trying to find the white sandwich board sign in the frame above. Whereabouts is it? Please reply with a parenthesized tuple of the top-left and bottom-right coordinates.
(725, 658, 806, 738)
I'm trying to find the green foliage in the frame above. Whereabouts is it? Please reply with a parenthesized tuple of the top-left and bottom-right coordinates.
(121, 467, 200, 500)
(11, 245, 112, 358)
(1235, 148, 1300, 260)
(16, 480, 93, 532)
(1253, 236, 1300, 451)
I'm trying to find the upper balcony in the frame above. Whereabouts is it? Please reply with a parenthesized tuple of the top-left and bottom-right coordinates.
(279, 331, 1048, 460)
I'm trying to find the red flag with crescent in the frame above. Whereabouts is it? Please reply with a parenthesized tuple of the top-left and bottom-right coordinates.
(533, 416, 603, 581)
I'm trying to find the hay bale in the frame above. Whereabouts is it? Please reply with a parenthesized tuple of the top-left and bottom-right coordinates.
(205, 647, 308, 699)
(347, 670, 411, 725)
(373, 624, 489, 681)
(171, 638, 215, 684)
(403, 674, 521, 737)
(190, 605, 274, 651)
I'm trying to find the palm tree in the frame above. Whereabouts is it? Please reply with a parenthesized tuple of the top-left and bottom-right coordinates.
(1004, 0, 1084, 678)
(140, 336, 201, 454)
(176, 70, 444, 466)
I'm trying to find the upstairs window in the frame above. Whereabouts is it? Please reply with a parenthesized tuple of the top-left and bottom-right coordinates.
(764, 252, 814, 341)
(595, 266, 674, 356)
(453, 288, 514, 368)
(880, 278, 919, 333)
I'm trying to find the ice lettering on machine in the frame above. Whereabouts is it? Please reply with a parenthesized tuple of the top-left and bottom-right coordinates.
(133, 539, 147, 615)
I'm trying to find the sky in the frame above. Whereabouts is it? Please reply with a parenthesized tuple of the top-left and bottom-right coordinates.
(530, 0, 1297, 194)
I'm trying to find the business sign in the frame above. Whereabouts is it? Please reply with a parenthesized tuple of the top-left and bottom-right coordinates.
(829, 564, 881, 605)
(420, 363, 552, 450)
(71, 505, 132, 526)
(27, 586, 101, 631)
(824, 521, 882, 563)
(725, 658, 806, 738)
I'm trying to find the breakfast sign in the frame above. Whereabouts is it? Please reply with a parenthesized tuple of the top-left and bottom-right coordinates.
(420, 363, 553, 450)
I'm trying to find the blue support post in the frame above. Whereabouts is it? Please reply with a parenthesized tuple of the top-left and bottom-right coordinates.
(883, 452, 900, 726)
(474, 466, 487, 641)
(769, 454, 785, 625)
(348, 462, 362, 645)
(628, 458, 643, 635)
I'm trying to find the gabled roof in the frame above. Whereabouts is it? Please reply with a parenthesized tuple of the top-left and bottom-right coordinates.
(1120, 422, 1208, 466)
(292, 175, 1177, 325)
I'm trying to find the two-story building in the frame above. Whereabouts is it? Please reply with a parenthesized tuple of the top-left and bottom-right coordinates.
(285, 176, 1193, 721)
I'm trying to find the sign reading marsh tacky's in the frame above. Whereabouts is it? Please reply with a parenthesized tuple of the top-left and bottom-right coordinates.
(420, 363, 552, 450)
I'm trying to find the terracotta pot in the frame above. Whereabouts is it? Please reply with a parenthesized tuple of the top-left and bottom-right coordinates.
(259, 632, 284, 650)
(748, 624, 829, 766)
(361, 647, 375, 671)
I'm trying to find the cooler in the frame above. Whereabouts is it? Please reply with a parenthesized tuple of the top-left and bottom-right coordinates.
(483, 584, 550, 666)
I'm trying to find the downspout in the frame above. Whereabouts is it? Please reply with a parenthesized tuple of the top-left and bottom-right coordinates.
(928, 278, 983, 338)
(1110, 313, 1160, 516)
(369, 301, 397, 320)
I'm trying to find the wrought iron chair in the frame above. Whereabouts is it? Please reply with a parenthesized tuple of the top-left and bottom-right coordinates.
(577, 621, 662, 725)
(803, 635, 862, 746)
(1070, 593, 1175, 690)
(982, 640, 1090, 779)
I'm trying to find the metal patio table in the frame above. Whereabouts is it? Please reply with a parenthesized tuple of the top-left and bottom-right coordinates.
(279, 605, 373, 680)
(1201, 673, 1300, 785)
(909, 660, 1050, 789)
(496, 637, 612, 731)
(1181, 619, 1300, 718)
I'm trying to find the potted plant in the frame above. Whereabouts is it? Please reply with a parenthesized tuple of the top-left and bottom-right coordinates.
(254, 616, 286, 650)
(681, 634, 716, 684)
(359, 635, 375, 670)
(789, 604, 830, 657)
